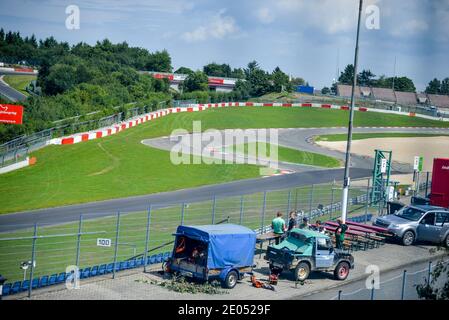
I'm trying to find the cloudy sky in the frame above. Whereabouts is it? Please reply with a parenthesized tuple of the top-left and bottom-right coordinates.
(1, 0, 448, 91)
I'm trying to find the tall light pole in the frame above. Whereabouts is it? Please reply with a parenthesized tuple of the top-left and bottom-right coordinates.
(341, 0, 363, 223)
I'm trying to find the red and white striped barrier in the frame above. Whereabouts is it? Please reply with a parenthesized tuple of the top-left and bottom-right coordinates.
(49, 101, 449, 146)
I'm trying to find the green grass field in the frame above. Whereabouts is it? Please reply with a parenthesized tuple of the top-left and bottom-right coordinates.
(0, 181, 370, 282)
(1, 107, 449, 214)
(229, 142, 342, 168)
(315, 132, 449, 142)
(2, 75, 36, 96)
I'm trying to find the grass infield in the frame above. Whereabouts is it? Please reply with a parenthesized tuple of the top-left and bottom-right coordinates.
(1, 107, 448, 214)
(2, 75, 37, 96)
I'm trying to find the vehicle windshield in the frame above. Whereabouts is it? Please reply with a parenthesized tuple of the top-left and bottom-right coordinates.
(394, 207, 426, 221)
(288, 232, 312, 251)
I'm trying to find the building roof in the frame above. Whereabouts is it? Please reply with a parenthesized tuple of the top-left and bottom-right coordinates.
(395, 91, 418, 105)
(428, 94, 449, 108)
(371, 87, 396, 102)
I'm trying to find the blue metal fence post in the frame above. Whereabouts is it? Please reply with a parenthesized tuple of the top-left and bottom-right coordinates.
(112, 211, 121, 279)
(261, 191, 267, 233)
(309, 184, 314, 219)
(75, 214, 83, 268)
(428, 261, 432, 284)
(181, 203, 185, 225)
(239, 195, 244, 225)
(401, 269, 407, 300)
(212, 195, 216, 224)
(365, 178, 370, 223)
(28, 223, 38, 298)
(143, 206, 152, 273)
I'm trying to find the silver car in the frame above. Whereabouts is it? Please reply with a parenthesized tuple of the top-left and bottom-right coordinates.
(373, 205, 449, 246)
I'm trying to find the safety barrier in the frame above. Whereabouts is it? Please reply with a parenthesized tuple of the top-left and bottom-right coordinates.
(50, 100, 449, 147)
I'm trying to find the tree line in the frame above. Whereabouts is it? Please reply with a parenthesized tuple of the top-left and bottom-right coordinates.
(333, 64, 449, 96)
(0, 29, 308, 143)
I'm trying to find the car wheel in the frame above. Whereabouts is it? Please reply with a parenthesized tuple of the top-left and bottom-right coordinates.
(402, 230, 415, 246)
(444, 235, 449, 248)
(222, 270, 238, 289)
(334, 261, 350, 281)
(294, 262, 310, 282)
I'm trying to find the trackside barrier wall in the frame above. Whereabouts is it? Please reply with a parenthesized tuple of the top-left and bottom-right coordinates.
(47, 101, 449, 146)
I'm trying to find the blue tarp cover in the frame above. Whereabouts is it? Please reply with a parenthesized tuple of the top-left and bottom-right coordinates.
(175, 224, 256, 269)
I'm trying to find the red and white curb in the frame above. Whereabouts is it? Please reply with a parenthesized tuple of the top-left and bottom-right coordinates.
(49, 101, 449, 146)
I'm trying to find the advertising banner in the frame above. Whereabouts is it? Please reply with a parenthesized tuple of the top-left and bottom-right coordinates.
(0, 104, 24, 124)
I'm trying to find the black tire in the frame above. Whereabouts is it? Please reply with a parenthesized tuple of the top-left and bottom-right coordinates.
(444, 235, 449, 248)
(294, 262, 310, 282)
(269, 264, 283, 275)
(222, 270, 238, 289)
(334, 261, 350, 281)
(402, 230, 415, 246)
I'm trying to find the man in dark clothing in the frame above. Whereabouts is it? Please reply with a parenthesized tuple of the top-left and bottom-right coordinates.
(287, 211, 297, 231)
(335, 218, 348, 249)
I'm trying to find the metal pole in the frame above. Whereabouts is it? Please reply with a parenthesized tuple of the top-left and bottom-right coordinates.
(212, 195, 216, 224)
(261, 191, 267, 233)
(112, 212, 121, 279)
(181, 203, 185, 225)
(400, 269, 407, 300)
(330, 181, 335, 220)
(365, 179, 370, 223)
(370, 279, 375, 300)
(294, 188, 299, 211)
(308, 184, 314, 219)
(425, 172, 430, 196)
(239, 195, 244, 225)
(28, 223, 37, 298)
(428, 261, 432, 284)
(287, 190, 292, 214)
(75, 214, 83, 268)
(338, 290, 342, 300)
(341, 0, 363, 224)
(143, 206, 152, 273)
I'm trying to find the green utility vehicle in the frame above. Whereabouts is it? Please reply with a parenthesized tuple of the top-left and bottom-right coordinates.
(265, 229, 354, 281)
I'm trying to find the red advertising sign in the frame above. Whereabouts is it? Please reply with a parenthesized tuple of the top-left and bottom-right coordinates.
(0, 104, 24, 124)
(430, 158, 449, 208)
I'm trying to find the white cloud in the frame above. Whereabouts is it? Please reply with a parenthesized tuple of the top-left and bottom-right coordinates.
(390, 19, 428, 37)
(256, 7, 275, 24)
(182, 9, 238, 42)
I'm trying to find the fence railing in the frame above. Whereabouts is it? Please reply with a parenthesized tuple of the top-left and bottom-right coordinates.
(0, 100, 171, 167)
(0, 173, 433, 299)
(333, 259, 449, 300)
(0, 178, 379, 296)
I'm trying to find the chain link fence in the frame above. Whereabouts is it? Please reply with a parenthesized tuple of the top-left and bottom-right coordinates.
(0, 177, 381, 297)
(334, 258, 449, 300)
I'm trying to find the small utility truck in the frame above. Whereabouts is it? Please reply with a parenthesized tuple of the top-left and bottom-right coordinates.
(265, 228, 354, 281)
(165, 224, 256, 289)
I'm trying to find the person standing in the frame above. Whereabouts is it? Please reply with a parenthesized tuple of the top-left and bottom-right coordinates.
(299, 217, 310, 229)
(287, 211, 297, 231)
(271, 212, 286, 245)
(335, 218, 348, 249)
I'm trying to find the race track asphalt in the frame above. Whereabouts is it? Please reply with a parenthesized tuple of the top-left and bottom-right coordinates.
(0, 75, 27, 102)
(2, 126, 449, 232)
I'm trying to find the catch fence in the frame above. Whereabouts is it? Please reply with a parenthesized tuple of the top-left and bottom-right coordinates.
(0, 174, 432, 299)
